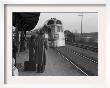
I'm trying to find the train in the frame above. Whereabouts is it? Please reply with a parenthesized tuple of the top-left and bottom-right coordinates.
(42, 18, 65, 47)
(64, 30, 98, 43)
(64, 30, 75, 43)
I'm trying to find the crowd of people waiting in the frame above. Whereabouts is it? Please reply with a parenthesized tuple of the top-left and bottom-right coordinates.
(12, 27, 48, 76)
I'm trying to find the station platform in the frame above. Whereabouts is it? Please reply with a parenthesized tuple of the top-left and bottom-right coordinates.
(16, 48, 83, 76)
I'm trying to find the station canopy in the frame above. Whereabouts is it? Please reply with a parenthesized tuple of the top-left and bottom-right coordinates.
(13, 12, 40, 31)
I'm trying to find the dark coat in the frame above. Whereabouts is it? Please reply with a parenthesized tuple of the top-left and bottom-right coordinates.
(34, 35, 48, 65)
(29, 35, 35, 61)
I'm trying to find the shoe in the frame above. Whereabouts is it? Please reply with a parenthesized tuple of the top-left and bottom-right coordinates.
(41, 65, 45, 73)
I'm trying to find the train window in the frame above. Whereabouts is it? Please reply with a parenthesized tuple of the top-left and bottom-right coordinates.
(47, 20, 54, 25)
(57, 26, 63, 32)
(51, 25, 56, 32)
(57, 26, 60, 32)
(61, 26, 63, 32)
(56, 20, 62, 24)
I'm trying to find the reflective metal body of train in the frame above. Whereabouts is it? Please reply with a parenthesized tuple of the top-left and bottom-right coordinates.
(44, 18, 65, 47)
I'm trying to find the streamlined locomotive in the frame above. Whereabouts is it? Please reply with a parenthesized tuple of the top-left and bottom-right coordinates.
(44, 18, 65, 47)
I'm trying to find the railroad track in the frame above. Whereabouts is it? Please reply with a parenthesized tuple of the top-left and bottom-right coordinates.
(55, 46, 98, 76)
(56, 48, 89, 76)
(66, 41, 98, 53)
(64, 47, 98, 64)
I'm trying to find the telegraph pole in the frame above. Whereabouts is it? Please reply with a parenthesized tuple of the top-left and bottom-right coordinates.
(78, 13, 84, 38)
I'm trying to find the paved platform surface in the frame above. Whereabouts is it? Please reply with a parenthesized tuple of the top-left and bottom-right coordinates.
(16, 48, 83, 76)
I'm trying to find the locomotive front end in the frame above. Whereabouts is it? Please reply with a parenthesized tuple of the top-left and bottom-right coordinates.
(46, 18, 65, 47)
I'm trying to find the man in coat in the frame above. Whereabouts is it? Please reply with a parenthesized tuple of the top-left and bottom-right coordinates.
(34, 31, 48, 73)
(29, 35, 36, 61)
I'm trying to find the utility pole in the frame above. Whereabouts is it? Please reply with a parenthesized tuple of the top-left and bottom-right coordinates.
(78, 13, 84, 38)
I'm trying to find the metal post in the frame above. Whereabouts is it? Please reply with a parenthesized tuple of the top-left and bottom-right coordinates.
(78, 13, 84, 38)
(81, 15, 83, 37)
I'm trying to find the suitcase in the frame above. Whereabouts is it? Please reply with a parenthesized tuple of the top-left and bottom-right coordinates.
(24, 61, 36, 71)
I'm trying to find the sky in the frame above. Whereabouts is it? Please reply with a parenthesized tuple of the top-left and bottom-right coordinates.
(33, 12, 98, 33)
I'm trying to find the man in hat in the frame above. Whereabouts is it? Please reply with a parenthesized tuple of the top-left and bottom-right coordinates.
(34, 31, 48, 73)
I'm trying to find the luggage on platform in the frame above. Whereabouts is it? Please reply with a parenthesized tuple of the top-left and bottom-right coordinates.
(24, 61, 36, 71)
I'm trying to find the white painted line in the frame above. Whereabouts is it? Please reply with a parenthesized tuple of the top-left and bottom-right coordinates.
(56, 49, 88, 76)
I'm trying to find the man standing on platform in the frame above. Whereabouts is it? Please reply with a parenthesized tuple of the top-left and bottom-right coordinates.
(29, 35, 36, 61)
(34, 31, 48, 73)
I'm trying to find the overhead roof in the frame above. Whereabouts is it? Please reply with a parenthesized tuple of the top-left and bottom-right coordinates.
(13, 12, 40, 31)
